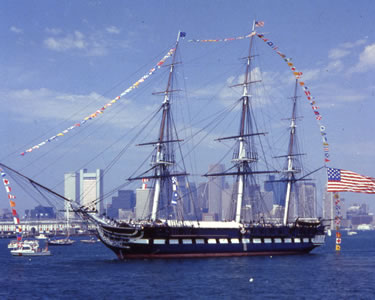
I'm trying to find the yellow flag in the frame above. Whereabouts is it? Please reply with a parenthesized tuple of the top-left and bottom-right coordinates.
(336, 245, 341, 251)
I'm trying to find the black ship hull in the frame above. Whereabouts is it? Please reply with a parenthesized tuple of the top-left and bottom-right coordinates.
(95, 220, 326, 259)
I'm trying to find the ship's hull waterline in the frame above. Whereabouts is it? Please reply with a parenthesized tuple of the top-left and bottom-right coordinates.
(96, 222, 325, 259)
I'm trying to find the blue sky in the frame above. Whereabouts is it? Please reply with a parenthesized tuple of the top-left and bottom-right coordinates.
(1, 0, 375, 214)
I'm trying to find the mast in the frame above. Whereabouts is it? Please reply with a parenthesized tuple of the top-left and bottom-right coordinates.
(204, 23, 278, 223)
(283, 79, 299, 225)
(234, 24, 256, 223)
(150, 31, 183, 221)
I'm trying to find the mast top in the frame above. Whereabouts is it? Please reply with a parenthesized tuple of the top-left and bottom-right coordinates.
(177, 31, 186, 43)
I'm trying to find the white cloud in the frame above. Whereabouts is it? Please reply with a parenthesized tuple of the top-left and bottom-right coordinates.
(350, 43, 375, 73)
(192, 67, 295, 107)
(2, 88, 140, 130)
(106, 26, 121, 34)
(10, 26, 23, 34)
(340, 39, 367, 49)
(328, 48, 350, 60)
(300, 68, 321, 81)
(44, 31, 87, 52)
(326, 39, 368, 75)
(43, 28, 130, 56)
(7, 88, 103, 118)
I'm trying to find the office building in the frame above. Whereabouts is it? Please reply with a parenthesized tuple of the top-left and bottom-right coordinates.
(64, 172, 79, 220)
(296, 182, 317, 218)
(80, 169, 103, 215)
(135, 188, 153, 220)
(108, 190, 135, 219)
(207, 164, 225, 221)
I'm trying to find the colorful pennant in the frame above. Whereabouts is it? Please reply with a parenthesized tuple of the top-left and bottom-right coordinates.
(20, 47, 176, 156)
(333, 192, 341, 251)
(0, 169, 22, 241)
(255, 33, 330, 164)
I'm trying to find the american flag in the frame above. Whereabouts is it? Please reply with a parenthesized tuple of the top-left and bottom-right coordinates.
(255, 21, 264, 27)
(327, 167, 375, 193)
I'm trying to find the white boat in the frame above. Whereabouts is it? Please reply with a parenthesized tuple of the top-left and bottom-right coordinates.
(347, 231, 357, 236)
(35, 233, 48, 240)
(80, 238, 97, 244)
(8, 239, 39, 249)
(357, 224, 373, 231)
(47, 237, 75, 246)
(10, 242, 51, 256)
(48, 203, 75, 246)
(0, 168, 50, 256)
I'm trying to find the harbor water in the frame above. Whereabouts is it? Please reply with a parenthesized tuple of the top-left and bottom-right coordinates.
(1, 232, 374, 299)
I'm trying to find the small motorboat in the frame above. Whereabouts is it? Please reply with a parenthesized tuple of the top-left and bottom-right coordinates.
(80, 238, 97, 244)
(347, 231, 358, 236)
(8, 239, 39, 249)
(10, 241, 51, 256)
(47, 238, 74, 246)
(35, 233, 48, 240)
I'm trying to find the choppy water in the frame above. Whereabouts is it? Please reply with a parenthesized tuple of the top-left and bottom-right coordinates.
(1, 232, 374, 299)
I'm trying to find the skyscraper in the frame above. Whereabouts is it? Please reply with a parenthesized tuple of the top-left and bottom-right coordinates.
(64, 172, 79, 220)
(80, 169, 103, 215)
(108, 190, 135, 219)
(264, 175, 287, 207)
(208, 164, 225, 221)
(135, 188, 153, 220)
(323, 191, 335, 229)
(297, 182, 317, 218)
(221, 185, 233, 221)
(197, 182, 208, 214)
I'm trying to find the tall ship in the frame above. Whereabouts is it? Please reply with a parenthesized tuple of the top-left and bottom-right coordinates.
(71, 26, 326, 259)
(1, 24, 326, 259)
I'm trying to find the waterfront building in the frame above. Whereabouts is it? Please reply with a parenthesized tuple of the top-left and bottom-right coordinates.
(347, 203, 373, 228)
(25, 205, 56, 220)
